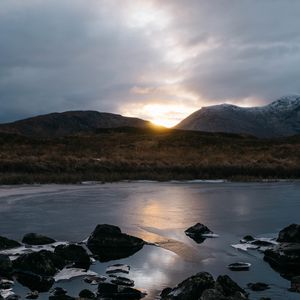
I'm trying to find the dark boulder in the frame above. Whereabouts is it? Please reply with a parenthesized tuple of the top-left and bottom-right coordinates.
(22, 233, 56, 245)
(264, 243, 300, 278)
(216, 275, 247, 297)
(54, 244, 90, 269)
(16, 271, 54, 292)
(290, 276, 300, 293)
(26, 291, 39, 299)
(200, 289, 227, 300)
(160, 272, 215, 300)
(160, 288, 172, 298)
(13, 250, 64, 276)
(51, 287, 67, 296)
(49, 295, 75, 300)
(0, 254, 13, 276)
(0, 236, 21, 250)
(78, 289, 96, 299)
(247, 282, 269, 291)
(97, 282, 143, 299)
(87, 224, 144, 262)
(111, 276, 134, 287)
(185, 223, 213, 243)
(277, 224, 300, 243)
(241, 235, 255, 242)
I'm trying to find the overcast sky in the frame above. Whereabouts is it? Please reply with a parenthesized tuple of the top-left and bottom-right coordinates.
(1, 0, 300, 126)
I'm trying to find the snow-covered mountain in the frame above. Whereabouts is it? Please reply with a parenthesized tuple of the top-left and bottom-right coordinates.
(175, 95, 300, 138)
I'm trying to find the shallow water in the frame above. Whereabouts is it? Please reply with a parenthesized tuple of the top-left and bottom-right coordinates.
(0, 181, 300, 299)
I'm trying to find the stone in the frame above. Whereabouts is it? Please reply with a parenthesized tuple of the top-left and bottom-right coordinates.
(290, 276, 300, 293)
(16, 271, 54, 292)
(78, 289, 96, 299)
(216, 275, 247, 297)
(0, 254, 13, 276)
(26, 291, 39, 299)
(13, 250, 64, 276)
(22, 233, 56, 245)
(97, 282, 143, 299)
(87, 224, 144, 262)
(160, 272, 215, 300)
(241, 235, 255, 242)
(111, 276, 134, 287)
(0, 236, 21, 250)
(247, 282, 269, 291)
(277, 224, 300, 243)
(185, 223, 213, 243)
(54, 244, 90, 269)
(200, 289, 227, 300)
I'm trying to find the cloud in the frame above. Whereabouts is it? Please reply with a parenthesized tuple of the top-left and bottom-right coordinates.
(0, 0, 300, 123)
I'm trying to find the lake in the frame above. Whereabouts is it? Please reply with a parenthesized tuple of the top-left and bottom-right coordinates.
(0, 181, 300, 299)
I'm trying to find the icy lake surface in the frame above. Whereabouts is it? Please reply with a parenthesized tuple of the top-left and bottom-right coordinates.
(0, 181, 300, 299)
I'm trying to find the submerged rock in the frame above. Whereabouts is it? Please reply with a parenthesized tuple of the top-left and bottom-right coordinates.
(13, 250, 64, 276)
(185, 223, 215, 243)
(22, 233, 56, 245)
(54, 244, 90, 269)
(277, 224, 300, 243)
(16, 271, 54, 292)
(0, 237, 21, 251)
(97, 282, 143, 299)
(247, 282, 269, 291)
(87, 224, 144, 262)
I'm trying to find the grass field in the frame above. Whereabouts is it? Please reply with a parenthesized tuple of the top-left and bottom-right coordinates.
(0, 127, 300, 184)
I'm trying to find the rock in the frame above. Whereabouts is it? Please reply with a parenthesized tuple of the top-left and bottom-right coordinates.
(160, 272, 215, 300)
(22, 233, 56, 245)
(13, 250, 64, 276)
(0, 254, 13, 276)
(83, 275, 106, 285)
(247, 282, 269, 291)
(259, 298, 271, 300)
(277, 224, 300, 243)
(0, 236, 21, 250)
(0, 279, 14, 289)
(241, 235, 255, 242)
(290, 276, 300, 293)
(54, 244, 90, 269)
(264, 243, 300, 278)
(160, 287, 172, 298)
(5, 295, 20, 300)
(78, 289, 96, 299)
(51, 287, 67, 296)
(97, 282, 143, 299)
(49, 295, 75, 300)
(216, 275, 247, 297)
(111, 276, 134, 287)
(200, 289, 227, 300)
(106, 264, 130, 274)
(26, 291, 39, 299)
(185, 223, 213, 243)
(16, 271, 54, 292)
(87, 224, 144, 262)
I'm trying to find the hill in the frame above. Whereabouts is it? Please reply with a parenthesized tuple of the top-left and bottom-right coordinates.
(175, 95, 300, 138)
(0, 111, 151, 138)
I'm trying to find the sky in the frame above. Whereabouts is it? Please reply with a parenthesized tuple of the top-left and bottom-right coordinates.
(1, 0, 300, 127)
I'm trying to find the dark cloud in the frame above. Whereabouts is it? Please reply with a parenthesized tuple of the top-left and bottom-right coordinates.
(0, 0, 300, 123)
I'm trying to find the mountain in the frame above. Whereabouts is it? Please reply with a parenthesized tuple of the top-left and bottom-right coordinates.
(0, 111, 152, 138)
(175, 95, 300, 138)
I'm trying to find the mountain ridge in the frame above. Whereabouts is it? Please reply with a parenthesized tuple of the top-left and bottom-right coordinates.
(175, 95, 300, 138)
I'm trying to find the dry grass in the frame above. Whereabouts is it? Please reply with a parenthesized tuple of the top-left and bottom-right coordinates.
(0, 128, 300, 183)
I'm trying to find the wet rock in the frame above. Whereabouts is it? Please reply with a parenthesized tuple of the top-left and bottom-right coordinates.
(0, 255, 13, 276)
(247, 282, 269, 291)
(0, 237, 21, 251)
(251, 240, 275, 247)
(49, 295, 75, 300)
(13, 250, 64, 276)
(78, 289, 96, 299)
(5, 294, 20, 300)
(87, 224, 144, 262)
(51, 287, 67, 296)
(277, 224, 300, 243)
(228, 262, 251, 271)
(290, 276, 300, 293)
(185, 223, 213, 243)
(22, 233, 56, 245)
(16, 271, 54, 292)
(264, 243, 300, 278)
(259, 298, 271, 300)
(111, 276, 134, 287)
(26, 291, 39, 299)
(54, 244, 90, 269)
(241, 235, 255, 243)
(97, 282, 143, 299)
(84, 275, 106, 285)
(216, 275, 247, 298)
(200, 289, 227, 300)
(160, 287, 172, 298)
(160, 272, 215, 300)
